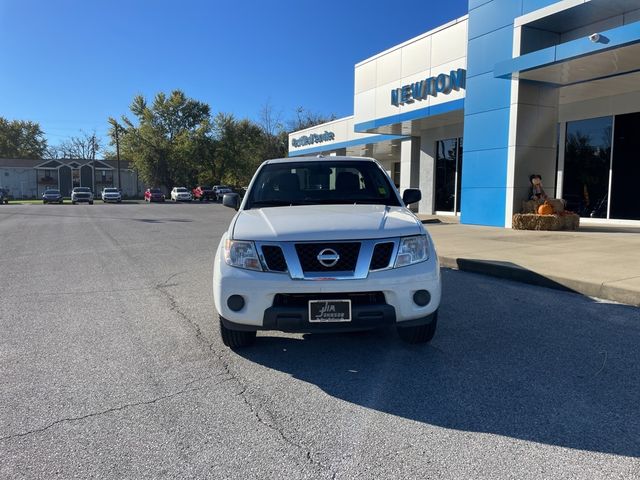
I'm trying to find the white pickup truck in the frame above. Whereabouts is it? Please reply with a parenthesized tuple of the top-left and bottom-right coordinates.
(213, 156, 441, 348)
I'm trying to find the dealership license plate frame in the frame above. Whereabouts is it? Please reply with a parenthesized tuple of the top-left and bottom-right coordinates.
(308, 299, 352, 323)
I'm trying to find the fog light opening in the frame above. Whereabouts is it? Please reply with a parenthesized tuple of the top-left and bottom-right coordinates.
(413, 290, 431, 307)
(227, 295, 245, 312)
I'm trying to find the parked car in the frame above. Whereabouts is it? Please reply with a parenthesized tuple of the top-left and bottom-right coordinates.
(213, 156, 441, 348)
(42, 189, 64, 204)
(192, 185, 216, 201)
(171, 187, 192, 202)
(0, 188, 9, 204)
(101, 187, 122, 203)
(71, 187, 94, 204)
(213, 185, 232, 202)
(144, 188, 165, 202)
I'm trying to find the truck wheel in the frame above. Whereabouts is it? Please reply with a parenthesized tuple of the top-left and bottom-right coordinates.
(219, 318, 256, 348)
(397, 311, 438, 344)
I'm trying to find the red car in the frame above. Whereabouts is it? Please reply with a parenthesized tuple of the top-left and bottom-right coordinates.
(192, 185, 216, 201)
(144, 188, 165, 202)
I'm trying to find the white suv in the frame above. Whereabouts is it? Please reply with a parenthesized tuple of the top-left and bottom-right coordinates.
(213, 156, 441, 348)
(71, 187, 94, 204)
(171, 187, 192, 202)
(101, 187, 122, 203)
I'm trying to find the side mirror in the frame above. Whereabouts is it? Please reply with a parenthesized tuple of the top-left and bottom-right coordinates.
(223, 193, 240, 210)
(402, 188, 421, 205)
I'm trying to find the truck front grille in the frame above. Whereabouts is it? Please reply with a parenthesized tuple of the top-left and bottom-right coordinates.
(369, 242, 394, 270)
(273, 291, 386, 307)
(262, 245, 287, 272)
(295, 242, 360, 272)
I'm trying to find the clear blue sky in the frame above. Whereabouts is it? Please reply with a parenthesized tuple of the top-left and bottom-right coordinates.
(0, 0, 468, 149)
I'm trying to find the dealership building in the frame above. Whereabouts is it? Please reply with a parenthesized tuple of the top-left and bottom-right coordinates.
(288, 0, 640, 227)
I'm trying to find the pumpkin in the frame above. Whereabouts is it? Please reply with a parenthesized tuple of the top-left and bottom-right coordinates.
(537, 202, 554, 215)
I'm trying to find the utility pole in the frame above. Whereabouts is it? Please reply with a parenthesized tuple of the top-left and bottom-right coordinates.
(114, 123, 122, 190)
(91, 134, 96, 195)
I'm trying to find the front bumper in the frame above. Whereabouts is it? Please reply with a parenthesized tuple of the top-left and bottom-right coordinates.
(213, 236, 441, 330)
(103, 196, 121, 202)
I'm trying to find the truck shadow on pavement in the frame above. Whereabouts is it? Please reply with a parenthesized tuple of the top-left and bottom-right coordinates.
(237, 270, 640, 458)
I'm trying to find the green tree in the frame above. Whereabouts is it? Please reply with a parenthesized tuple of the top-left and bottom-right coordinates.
(211, 113, 264, 186)
(0, 117, 47, 159)
(115, 90, 212, 188)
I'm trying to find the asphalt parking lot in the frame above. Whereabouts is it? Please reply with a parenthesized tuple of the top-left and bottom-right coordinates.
(1, 203, 639, 479)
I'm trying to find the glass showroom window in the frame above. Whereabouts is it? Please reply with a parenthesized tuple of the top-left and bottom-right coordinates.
(563, 117, 612, 218)
(435, 137, 463, 213)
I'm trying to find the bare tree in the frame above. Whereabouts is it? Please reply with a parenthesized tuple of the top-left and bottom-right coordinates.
(259, 100, 284, 137)
(259, 101, 287, 160)
(44, 144, 61, 159)
(287, 107, 336, 132)
(57, 131, 101, 159)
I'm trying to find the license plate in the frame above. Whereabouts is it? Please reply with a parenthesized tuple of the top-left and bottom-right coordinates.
(308, 299, 352, 322)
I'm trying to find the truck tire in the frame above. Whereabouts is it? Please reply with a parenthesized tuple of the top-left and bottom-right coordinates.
(397, 311, 438, 344)
(219, 318, 256, 348)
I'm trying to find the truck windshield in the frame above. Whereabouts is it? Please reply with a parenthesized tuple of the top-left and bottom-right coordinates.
(245, 161, 401, 209)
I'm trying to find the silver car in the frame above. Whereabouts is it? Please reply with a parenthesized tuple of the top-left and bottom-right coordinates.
(71, 187, 94, 205)
(101, 187, 122, 203)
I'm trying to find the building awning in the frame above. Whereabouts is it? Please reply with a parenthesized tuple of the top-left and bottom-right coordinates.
(494, 21, 640, 86)
(353, 99, 464, 136)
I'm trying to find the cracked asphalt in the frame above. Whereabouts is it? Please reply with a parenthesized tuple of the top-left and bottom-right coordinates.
(1, 203, 639, 479)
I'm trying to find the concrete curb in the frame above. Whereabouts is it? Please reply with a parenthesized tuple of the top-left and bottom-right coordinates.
(439, 256, 640, 307)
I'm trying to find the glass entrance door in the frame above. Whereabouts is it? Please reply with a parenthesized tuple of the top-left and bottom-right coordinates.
(563, 117, 612, 218)
(610, 112, 640, 220)
(435, 137, 463, 213)
(562, 113, 640, 221)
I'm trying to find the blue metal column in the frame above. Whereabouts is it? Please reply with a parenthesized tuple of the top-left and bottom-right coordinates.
(461, 0, 559, 226)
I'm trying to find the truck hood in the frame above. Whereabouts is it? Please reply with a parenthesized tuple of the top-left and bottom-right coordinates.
(231, 204, 423, 241)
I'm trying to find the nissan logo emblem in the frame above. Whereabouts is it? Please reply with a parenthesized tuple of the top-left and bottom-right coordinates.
(317, 248, 340, 268)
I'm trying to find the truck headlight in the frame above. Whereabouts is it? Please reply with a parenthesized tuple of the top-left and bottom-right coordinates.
(224, 240, 263, 271)
(394, 235, 429, 268)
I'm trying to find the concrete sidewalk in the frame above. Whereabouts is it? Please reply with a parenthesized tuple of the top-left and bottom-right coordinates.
(419, 215, 640, 307)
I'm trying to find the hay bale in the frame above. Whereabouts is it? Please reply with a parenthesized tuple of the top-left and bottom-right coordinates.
(560, 212, 580, 230)
(512, 213, 580, 231)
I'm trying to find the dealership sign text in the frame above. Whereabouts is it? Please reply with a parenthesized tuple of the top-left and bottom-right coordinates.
(391, 68, 466, 106)
(292, 131, 335, 148)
